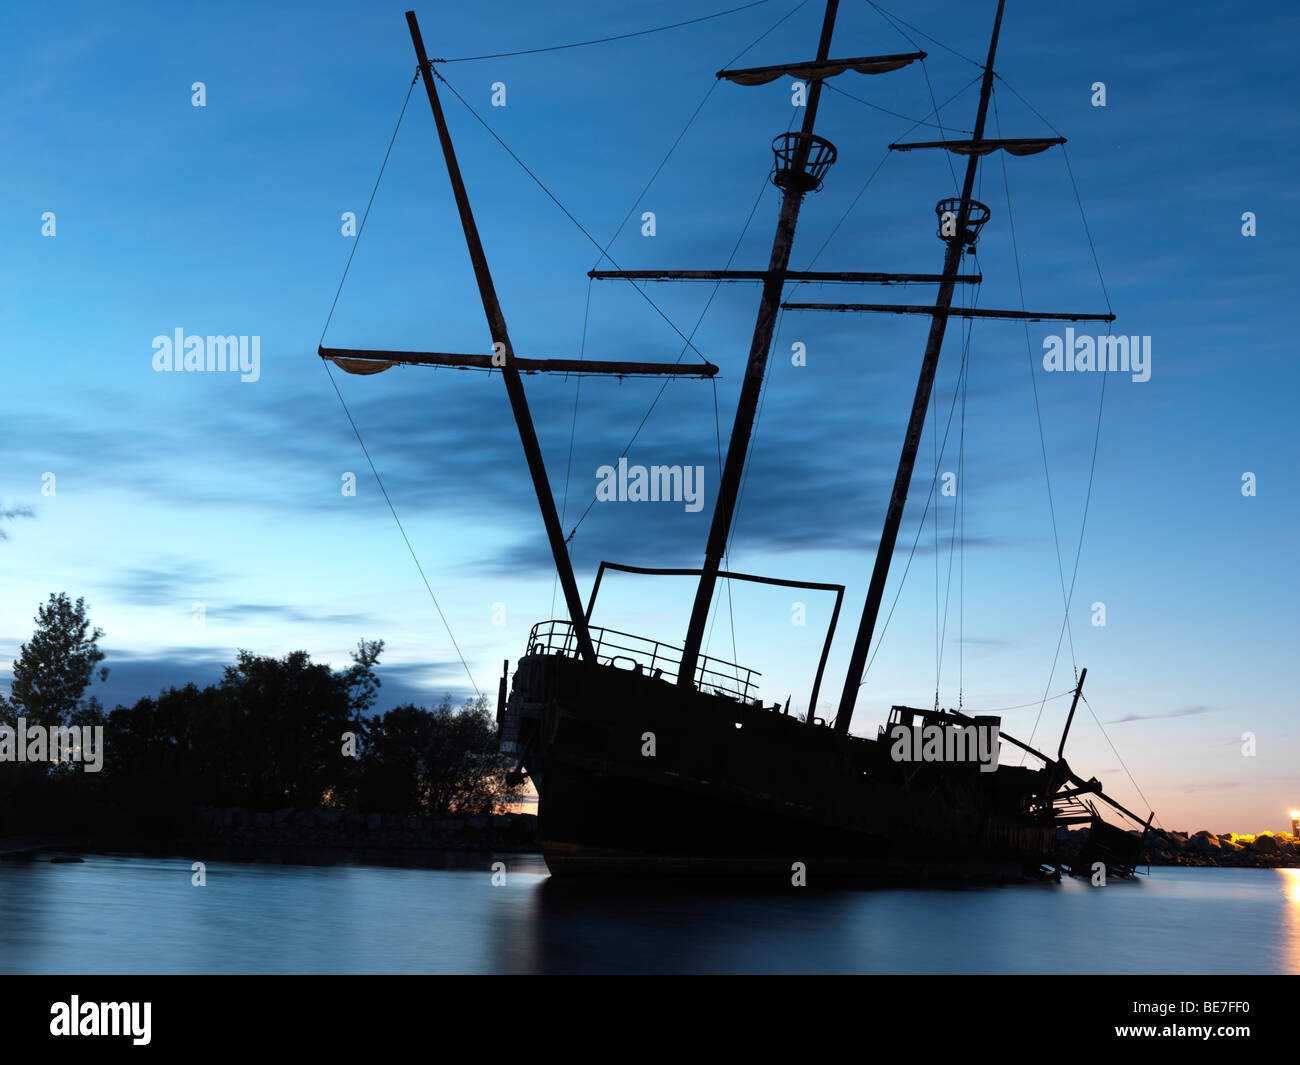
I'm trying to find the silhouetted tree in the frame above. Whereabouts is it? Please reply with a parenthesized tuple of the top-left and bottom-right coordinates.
(103, 683, 221, 827)
(214, 642, 382, 809)
(360, 695, 520, 816)
(1, 593, 107, 731)
(2, 622, 525, 838)
(0, 594, 107, 830)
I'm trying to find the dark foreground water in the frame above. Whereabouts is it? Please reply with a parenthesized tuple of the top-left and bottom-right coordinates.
(1, 852, 1295, 974)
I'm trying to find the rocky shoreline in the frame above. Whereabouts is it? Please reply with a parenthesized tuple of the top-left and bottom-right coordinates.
(5, 808, 1297, 869)
(184, 805, 541, 852)
(1063, 826, 1300, 868)
(0, 805, 541, 861)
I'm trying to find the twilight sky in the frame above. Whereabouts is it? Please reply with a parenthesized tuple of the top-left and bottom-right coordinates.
(2, 0, 1296, 833)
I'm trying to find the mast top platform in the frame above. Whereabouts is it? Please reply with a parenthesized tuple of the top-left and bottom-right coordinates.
(935, 197, 991, 245)
(771, 132, 836, 194)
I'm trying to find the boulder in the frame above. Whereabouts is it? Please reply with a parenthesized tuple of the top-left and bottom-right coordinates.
(1191, 831, 1220, 851)
(1254, 833, 1279, 855)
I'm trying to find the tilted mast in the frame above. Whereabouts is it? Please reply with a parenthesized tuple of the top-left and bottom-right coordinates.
(322, 12, 724, 664)
(404, 11, 603, 662)
(827, 0, 1112, 735)
(829, 0, 1008, 733)
(674, 0, 928, 692)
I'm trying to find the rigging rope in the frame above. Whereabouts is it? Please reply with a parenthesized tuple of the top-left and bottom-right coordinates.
(587, 0, 810, 276)
(439, 0, 815, 626)
(804, 72, 983, 270)
(990, 75, 1112, 315)
(990, 90, 1108, 758)
(796, 64, 984, 697)
(864, 0, 965, 191)
(708, 375, 742, 682)
(964, 689, 1075, 715)
(822, 81, 973, 133)
(859, 295, 975, 686)
(1001, 98, 1080, 686)
(964, 76, 1153, 833)
(556, 0, 811, 539)
(557, 0, 959, 573)
(958, 298, 967, 709)
(440, 0, 776, 62)
(933, 285, 940, 707)
(864, 0, 984, 69)
(700, 105, 807, 680)
(935, 250, 978, 702)
(560, 0, 814, 559)
(561, 138, 776, 544)
(1081, 693, 1167, 834)
(317, 70, 482, 699)
(318, 72, 418, 347)
(436, 71, 717, 366)
(550, 276, 595, 619)
(853, 127, 986, 693)
(551, 0, 812, 663)
(708, 297, 786, 684)
(543, 2, 810, 614)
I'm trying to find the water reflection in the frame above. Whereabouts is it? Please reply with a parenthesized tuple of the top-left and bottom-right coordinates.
(1280, 868, 1300, 973)
(507, 877, 869, 974)
(0, 853, 1293, 974)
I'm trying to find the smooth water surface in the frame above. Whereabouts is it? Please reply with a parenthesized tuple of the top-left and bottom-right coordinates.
(1, 853, 1295, 974)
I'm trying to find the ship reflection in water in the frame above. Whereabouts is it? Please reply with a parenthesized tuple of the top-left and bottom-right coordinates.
(0, 853, 1295, 974)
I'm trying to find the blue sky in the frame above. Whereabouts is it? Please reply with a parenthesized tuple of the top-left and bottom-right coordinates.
(2, 0, 1297, 832)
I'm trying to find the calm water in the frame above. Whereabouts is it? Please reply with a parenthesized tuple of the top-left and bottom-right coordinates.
(1, 852, 1296, 974)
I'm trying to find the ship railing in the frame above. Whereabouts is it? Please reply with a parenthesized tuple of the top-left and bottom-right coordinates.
(525, 619, 760, 703)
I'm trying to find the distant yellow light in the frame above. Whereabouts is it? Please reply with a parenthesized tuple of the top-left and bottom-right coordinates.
(1291, 810, 1300, 820)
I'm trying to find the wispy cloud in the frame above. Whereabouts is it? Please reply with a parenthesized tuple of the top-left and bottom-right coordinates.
(103, 566, 369, 625)
(1109, 705, 1217, 725)
(219, 603, 371, 626)
(107, 562, 227, 606)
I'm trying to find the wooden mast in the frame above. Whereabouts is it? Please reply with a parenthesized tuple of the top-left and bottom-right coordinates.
(676, 0, 842, 691)
(405, 10, 595, 663)
(833, 0, 1008, 734)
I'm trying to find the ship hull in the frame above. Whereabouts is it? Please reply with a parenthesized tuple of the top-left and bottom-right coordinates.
(539, 756, 1047, 883)
(501, 651, 1061, 884)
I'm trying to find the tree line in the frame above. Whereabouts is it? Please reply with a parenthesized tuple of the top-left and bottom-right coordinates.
(0, 593, 520, 838)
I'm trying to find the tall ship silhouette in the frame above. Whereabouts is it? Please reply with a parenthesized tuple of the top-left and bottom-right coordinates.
(323, 3, 1161, 882)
